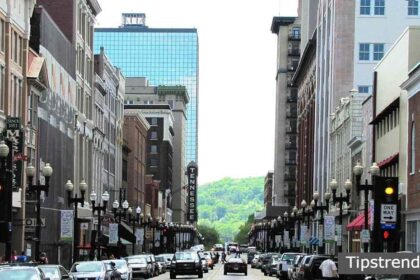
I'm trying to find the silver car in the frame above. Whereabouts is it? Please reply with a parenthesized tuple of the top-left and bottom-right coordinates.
(125, 255, 153, 279)
(103, 259, 131, 280)
(69, 261, 114, 280)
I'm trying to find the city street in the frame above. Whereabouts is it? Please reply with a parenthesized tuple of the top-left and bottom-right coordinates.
(153, 255, 271, 280)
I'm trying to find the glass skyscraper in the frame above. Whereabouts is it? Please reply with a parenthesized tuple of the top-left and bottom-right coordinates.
(94, 14, 198, 164)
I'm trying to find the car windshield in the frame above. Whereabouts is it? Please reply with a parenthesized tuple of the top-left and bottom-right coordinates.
(126, 257, 147, 264)
(0, 269, 39, 280)
(175, 252, 196, 260)
(283, 254, 298, 261)
(71, 262, 103, 272)
(39, 267, 60, 279)
(103, 261, 126, 270)
(155, 256, 165, 262)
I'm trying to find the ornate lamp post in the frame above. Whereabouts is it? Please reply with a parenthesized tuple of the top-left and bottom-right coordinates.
(329, 178, 352, 253)
(127, 206, 141, 255)
(65, 179, 87, 263)
(311, 190, 331, 254)
(353, 161, 379, 252)
(90, 190, 109, 260)
(26, 162, 53, 261)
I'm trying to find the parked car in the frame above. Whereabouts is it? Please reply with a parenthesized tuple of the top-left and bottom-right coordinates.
(297, 255, 337, 280)
(261, 253, 280, 275)
(155, 255, 168, 273)
(266, 256, 280, 277)
(213, 244, 224, 252)
(125, 255, 153, 279)
(138, 254, 159, 276)
(224, 257, 247, 276)
(0, 266, 49, 280)
(247, 251, 258, 264)
(103, 259, 131, 280)
(170, 251, 203, 279)
(287, 254, 306, 280)
(38, 265, 73, 280)
(69, 261, 116, 280)
(252, 254, 262, 268)
(276, 252, 302, 279)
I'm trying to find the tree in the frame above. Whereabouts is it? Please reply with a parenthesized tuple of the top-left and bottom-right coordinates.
(234, 214, 254, 244)
(197, 224, 220, 249)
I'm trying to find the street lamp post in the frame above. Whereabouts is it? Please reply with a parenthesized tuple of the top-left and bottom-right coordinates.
(0, 140, 12, 262)
(312, 191, 331, 254)
(292, 206, 304, 252)
(65, 179, 87, 264)
(90, 190, 109, 260)
(353, 161, 379, 253)
(113, 198, 128, 257)
(26, 162, 53, 261)
(127, 206, 141, 255)
(329, 178, 352, 253)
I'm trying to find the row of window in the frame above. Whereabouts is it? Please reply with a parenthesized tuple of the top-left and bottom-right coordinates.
(360, 0, 419, 16)
(359, 43, 384, 61)
(375, 108, 399, 139)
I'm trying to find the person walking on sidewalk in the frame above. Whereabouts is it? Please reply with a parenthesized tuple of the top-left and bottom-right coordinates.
(319, 258, 338, 279)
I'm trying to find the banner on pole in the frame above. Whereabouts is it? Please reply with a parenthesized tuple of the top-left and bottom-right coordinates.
(324, 216, 335, 243)
(60, 210, 73, 241)
(336, 225, 342, 246)
(300, 225, 307, 245)
(109, 223, 118, 244)
(135, 228, 144, 245)
(318, 224, 324, 247)
(284, 231, 290, 249)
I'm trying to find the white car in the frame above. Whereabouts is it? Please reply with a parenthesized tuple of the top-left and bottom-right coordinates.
(277, 253, 301, 280)
(125, 256, 153, 279)
(103, 259, 132, 280)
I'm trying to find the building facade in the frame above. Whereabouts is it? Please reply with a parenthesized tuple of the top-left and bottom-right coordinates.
(372, 26, 420, 250)
(94, 13, 198, 166)
(271, 17, 300, 208)
(125, 78, 189, 223)
(93, 47, 125, 208)
(400, 53, 420, 253)
(0, 0, 36, 257)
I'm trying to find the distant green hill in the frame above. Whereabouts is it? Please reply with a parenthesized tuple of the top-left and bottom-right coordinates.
(198, 177, 264, 242)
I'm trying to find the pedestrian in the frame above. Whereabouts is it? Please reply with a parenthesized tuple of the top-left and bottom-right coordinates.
(319, 258, 338, 279)
(221, 252, 226, 264)
(11, 250, 17, 262)
(109, 254, 116, 260)
(16, 251, 28, 263)
(39, 252, 48, 264)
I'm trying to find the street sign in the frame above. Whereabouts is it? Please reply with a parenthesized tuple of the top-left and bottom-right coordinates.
(361, 229, 370, 243)
(380, 204, 397, 224)
(381, 223, 396, 230)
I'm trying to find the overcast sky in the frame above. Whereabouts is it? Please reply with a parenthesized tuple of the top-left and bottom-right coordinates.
(96, 0, 298, 184)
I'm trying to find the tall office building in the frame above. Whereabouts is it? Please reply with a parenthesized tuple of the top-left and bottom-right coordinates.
(95, 13, 198, 166)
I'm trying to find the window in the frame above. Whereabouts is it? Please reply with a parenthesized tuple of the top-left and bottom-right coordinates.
(360, 0, 371, 15)
(0, 19, 4, 52)
(408, 0, 419, 15)
(358, 86, 370, 93)
(359, 43, 370, 61)
(151, 118, 158, 125)
(291, 27, 300, 39)
(150, 131, 158, 140)
(411, 122, 416, 174)
(374, 0, 385, 15)
(406, 221, 418, 252)
(150, 158, 158, 167)
(373, 43, 384, 60)
(150, 145, 158, 153)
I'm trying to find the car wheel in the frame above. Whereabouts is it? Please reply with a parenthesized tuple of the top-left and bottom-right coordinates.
(170, 272, 176, 279)
(269, 272, 272, 276)
(264, 271, 267, 276)
(245, 272, 248, 276)
(224, 271, 227, 275)
(211, 266, 213, 270)
(198, 271, 203, 278)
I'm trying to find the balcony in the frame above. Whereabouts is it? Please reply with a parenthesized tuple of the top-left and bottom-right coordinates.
(285, 159, 297, 165)
(287, 89, 298, 103)
(284, 173, 296, 181)
(286, 106, 297, 118)
(287, 61, 299, 71)
(285, 141, 297, 150)
(286, 124, 297, 134)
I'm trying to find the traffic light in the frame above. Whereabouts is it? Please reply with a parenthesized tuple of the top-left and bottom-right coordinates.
(383, 179, 398, 204)
(383, 230, 390, 240)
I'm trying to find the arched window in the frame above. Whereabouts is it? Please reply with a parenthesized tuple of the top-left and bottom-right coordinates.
(411, 122, 416, 174)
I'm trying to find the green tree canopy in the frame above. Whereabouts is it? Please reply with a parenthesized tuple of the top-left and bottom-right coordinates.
(197, 224, 220, 249)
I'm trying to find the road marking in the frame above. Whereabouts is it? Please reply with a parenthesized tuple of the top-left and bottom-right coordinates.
(208, 262, 224, 280)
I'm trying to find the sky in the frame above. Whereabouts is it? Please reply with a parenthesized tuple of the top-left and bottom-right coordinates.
(96, 0, 298, 185)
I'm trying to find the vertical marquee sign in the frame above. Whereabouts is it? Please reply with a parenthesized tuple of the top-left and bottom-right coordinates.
(187, 161, 198, 222)
(3, 117, 24, 191)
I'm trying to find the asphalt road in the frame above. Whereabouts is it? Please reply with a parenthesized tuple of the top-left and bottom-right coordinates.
(154, 255, 273, 280)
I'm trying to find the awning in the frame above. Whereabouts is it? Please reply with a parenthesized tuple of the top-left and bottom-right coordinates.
(346, 212, 372, 231)
(377, 153, 399, 168)
(309, 237, 319, 246)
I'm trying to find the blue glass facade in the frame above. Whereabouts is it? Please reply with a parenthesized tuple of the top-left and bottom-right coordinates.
(94, 27, 198, 164)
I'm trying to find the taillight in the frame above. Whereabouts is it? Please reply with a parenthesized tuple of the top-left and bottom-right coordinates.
(299, 267, 304, 272)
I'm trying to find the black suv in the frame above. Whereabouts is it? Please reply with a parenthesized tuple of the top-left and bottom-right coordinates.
(170, 251, 203, 279)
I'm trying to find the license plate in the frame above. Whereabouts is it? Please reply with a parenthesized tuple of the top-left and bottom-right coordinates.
(234, 266, 239, 270)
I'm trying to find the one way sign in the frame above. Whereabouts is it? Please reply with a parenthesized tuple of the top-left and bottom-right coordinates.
(380, 204, 397, 224)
